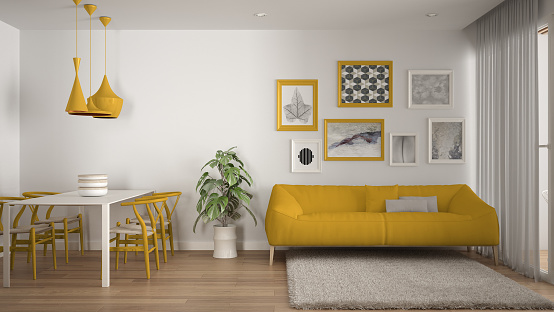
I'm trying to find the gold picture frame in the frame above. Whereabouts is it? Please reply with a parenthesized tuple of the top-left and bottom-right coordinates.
(324, 119, 385, 161)
(277, 80, 318, 131)
(338, 61, 393, 107)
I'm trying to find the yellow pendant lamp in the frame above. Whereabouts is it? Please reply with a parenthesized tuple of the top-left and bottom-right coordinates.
(66, 0, 88, 114)
(92, 16, 124, 119)
(72, 4, 111, 117)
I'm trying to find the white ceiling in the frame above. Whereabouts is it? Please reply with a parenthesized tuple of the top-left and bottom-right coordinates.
(0, 0, 503, 31)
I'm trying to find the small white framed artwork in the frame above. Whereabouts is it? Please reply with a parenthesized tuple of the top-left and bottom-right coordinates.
(390, 133, 417, 167)
(291, 139, 322, 173)
(428, 118, 465, 164)
(408, 70, 453, 109)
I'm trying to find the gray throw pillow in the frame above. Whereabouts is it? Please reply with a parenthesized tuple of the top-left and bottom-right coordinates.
(385, 199, 428, 212)
(399, 196, 438, 212)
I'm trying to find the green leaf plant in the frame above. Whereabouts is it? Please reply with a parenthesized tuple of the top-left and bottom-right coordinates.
(194, 147, 257, 232)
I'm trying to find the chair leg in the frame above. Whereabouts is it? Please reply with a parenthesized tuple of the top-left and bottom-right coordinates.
(31, 229, 37, 280)
(64, 218, 69, 264)
(143, 235, 151, 280)
(51, 225, 57, 270)
(153, 233, 160, 271)
(269, 245, 275, 266)
(493, 245, 499, 266)
(160, 226, 167, 263)
(124, 219, 130, 263)
(43, 241, 48, 256)
(10, 234, 17, 270)
(115, 233, 120, 270)
(168, 223, 175, 256)
(79, 214, 84, 256)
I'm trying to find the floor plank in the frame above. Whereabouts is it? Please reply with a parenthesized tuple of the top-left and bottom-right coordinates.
(0, 249, 553, 311)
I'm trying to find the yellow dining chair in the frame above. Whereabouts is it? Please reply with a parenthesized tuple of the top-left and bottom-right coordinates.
(130, 192, 181, 262)
(22, 192, 84, 264)
(110, 197, 163, 279)
(0, 197, 57, 280)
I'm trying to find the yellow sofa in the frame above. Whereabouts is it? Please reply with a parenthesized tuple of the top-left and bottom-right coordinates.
(265, 184, 499, 265)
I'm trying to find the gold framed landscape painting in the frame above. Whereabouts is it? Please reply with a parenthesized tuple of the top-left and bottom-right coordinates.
(338, 61, 393, 107)
(277, 80, 318, 131)
(324, 119, 384, 161)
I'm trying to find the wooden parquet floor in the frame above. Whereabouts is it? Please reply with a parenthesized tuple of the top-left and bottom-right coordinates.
(0, 249, 553, 312)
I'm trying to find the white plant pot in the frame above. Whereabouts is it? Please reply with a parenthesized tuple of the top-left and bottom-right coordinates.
(213, 224, 237, 259)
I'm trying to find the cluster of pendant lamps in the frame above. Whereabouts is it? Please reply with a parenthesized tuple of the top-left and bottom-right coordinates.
(66, 0, 123, 118)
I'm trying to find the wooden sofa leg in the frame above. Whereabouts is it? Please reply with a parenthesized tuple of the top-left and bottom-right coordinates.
(467, 246, 472, 252)
(492, 245, 499, 266)
(269, 246, 275, 266)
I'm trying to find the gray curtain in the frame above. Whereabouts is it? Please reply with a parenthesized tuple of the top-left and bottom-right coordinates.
(476, 0, 539, 280)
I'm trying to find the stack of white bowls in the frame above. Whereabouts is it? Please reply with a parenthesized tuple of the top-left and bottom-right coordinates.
(78, 174, 108, 197)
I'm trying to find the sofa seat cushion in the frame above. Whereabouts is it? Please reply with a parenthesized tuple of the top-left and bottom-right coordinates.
(298, 212, 385, 222)
(383, 212, 488, 246)
(268, 212, 386, 246)
(383, 212, 471, 223)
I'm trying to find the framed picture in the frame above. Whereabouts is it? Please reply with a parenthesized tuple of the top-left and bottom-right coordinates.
(277, 80, 318, 131)
(428, 118, 465, 164)
(324, 119, 384, 161)
(390, 133, 418, 167)
(338, 61, 393, 107)
(291, 139, 322, 173)
(408, 70, 453, 109)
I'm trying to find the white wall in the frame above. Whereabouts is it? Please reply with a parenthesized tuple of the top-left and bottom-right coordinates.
(0, 20, 19, 196)
(19, 29, 476, 250)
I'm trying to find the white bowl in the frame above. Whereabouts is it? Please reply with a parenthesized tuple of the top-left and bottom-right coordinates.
(78, 174, 108, 180)
(78, 187, 108, 197)
(78, 179, 108, 188)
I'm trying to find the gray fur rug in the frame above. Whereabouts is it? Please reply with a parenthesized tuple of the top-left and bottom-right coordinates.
(286, 249, 554, 310)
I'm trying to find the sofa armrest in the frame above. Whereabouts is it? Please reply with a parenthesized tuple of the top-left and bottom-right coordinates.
(448, 185, 497, 219)
(267, 185, 303, 219)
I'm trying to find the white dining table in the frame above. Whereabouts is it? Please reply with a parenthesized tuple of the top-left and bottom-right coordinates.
(2, 189, 154, 287)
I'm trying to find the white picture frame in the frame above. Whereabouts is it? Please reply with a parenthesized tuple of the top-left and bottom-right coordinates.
(428, 118, 465, 164)
(408, 70, 453, 109)
(291, 139, 322, 173)
(390, 133, 418, 167)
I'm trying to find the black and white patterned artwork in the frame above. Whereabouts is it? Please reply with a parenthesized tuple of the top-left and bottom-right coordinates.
(429, 118, 465, 163)
(291, 139, 321, 173)
(339, 61, 392, 107)
(409, 70, 453, 109)
(390, 133, 417, 166)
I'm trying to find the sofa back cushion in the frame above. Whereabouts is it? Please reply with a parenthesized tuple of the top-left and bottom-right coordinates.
(279, 185, 366, 214)
(398, 185, 464, 212)
(366, 185, 399, 212)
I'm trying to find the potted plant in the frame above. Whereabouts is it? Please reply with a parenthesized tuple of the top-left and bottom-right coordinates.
(194, 147, 257, 258)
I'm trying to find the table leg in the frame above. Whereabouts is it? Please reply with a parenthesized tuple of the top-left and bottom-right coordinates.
(101, 203, 110, 287)
(3, 204, 12, 287)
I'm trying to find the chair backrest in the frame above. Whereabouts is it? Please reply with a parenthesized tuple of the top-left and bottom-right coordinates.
(22, 192, 60, 220)
(145, 192, 181, 221)
(122, 197, 168, 234)
(0, 197, 29, 230)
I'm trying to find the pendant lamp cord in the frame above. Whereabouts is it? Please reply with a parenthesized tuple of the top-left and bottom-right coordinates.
(104, 25, 106, 75)
(89, 12, 92, 97)
(75, 4, 78, 58)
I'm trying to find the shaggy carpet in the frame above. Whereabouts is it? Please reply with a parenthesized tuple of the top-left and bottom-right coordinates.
(286, 249, 554, 310)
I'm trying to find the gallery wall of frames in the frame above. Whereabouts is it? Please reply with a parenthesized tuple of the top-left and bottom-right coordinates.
(279, 63, 462, 173)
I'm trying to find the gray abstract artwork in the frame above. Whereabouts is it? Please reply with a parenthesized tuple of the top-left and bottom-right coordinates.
(391, 136, 416, 163)
(327, 123, 381, 158)
(431, 122, 463, 160)
(284, 87, 312, 124)
(412, 74, 450, 105)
